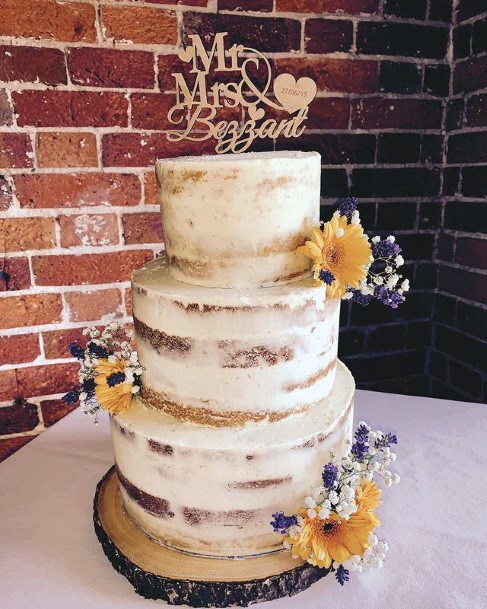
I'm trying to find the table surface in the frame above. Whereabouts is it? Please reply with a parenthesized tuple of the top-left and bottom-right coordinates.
(1, 389, 486, 609)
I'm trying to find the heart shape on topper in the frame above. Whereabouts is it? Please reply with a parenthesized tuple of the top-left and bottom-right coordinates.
(178, 46, 194, 63)
(248, 105, 265, 120)
(274, 74, 317, 113)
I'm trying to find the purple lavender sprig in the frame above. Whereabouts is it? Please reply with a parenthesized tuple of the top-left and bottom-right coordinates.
(270, 512, 297, 535)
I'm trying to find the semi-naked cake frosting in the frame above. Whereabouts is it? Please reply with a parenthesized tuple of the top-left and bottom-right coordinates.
(111, 150, 356, 558)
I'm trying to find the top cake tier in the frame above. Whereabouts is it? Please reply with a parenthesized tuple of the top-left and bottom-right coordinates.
(155, 151, 321, 289)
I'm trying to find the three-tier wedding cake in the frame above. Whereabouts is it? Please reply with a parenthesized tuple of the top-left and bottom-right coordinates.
(109, 151, 355, 559)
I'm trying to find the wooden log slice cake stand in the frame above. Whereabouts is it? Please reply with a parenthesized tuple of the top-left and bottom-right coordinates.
(94, 467, 330, 607)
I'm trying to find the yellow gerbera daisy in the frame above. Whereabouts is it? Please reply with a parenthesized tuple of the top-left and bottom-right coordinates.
(285, 506, 378, 569)
(356, 480, 382, 512)
(94, 357, 133, 414)
(297, 215, 372, 298)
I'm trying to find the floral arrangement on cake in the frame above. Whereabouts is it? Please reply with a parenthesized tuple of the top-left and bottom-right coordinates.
(61, 322, 143, 420)
(271, 421, 399, 585)
(298, 198, 409, 308)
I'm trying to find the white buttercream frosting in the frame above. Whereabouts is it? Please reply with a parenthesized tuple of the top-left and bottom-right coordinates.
(132, 257, 340, 424)
(112, 361, 355, 558)
(156, 151, 321, 288)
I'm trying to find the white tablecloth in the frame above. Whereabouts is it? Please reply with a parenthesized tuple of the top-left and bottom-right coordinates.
(1, 389, 486, 609)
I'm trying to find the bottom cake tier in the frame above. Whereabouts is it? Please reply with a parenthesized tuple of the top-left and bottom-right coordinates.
(110, 360, 354, 558)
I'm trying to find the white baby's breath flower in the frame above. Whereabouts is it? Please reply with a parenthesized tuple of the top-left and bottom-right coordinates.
(395, 255, 404, 266)
(386, 274, 399, 288)
(374, 276, 384, 285)
(387, 235, 395, 242)
(336, 228, 345, 238)
(305, 496, 316, 508)
(351, 210, 360, 225)
(342, 292, 352, 300)
(307, 508, 317, 519)
(385, 266, 393, 274)
(401, 279, 410, 292)
(371, 236, 380, 243)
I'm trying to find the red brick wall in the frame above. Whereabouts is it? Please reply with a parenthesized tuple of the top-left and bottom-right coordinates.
(0, 0, 483, 461)
(429, 2, 487, 401)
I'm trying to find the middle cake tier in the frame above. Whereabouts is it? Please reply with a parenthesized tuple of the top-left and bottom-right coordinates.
(132, 257, 340, 427)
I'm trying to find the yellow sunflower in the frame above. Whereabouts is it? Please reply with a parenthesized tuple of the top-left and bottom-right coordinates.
(285, 505, 378, 569)
(94, 357, 133, 414)
(297, 215, 372, 298)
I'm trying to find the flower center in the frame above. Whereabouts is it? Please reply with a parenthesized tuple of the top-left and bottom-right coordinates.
(324, 245, 343, 272)
(321, 519, 342, 538)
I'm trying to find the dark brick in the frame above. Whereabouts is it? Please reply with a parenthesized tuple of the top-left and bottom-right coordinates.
(414, 263, 438, 289)
(457, 301, 487, 341)
(377, 133, 421, 163)
(367, 324, 406, 352)
(68, 47, 155, 89)
(0, 45, 67, 85)
(350, 299, 397, 326)
(357, 22, 448, 59)
(436, 324, 487, 370)
(352, 97, 442, 129)
(40, 398, 78, 427)
(431, 378, 473, 402)
(397, 234, 434, 260)
(423, 64, 450, 96)
(418, 201, 441, 229)
(461, 167, 487, 197)
(455, 237, 487, 269)
(276, 57, 379, 94)
(453, 55, 487, 94)
(448, 132, 487, 164)
(0, 399, 39, 434)
(317, 134, 376, 164)
(338, 328, 365, 357)
(429, 0, 452, 22)
(361, 377, 408, 393)
(320, 169, 349, 198)
(379, 61, 421, 94)
(466, 94, 487, 127)
(376, 202, 416, 230)
(182, 13, 300, 53)
(421, 135, 443, 164)
(406, 374, 430, 396)
(219, 0, 272, 9)
(356, 202, 376, 227)
(384, 0, 427, 19)
(305, 19, 353, 53)
(0, 257, 31, 291)
(453, 24, 472, 59)
(351, 168, 440, 197)
(442, 168, 460, 195)
(457, 0, 487, 21)
(407, 321, 432, 348)
(445, 98, 464, 131)
(439, 265, 487, 304)
(346, 350, 424, 382)
(435, 293, 457, 324)
(429, 350, 448, 381)
(437, 232, 455, 262)
(306, 97, 350, 130)
(340, 299, 350, 326)
(472, 17, 487, 54)
(395, 292, 434, 321)
(0, 435, 36, 463)
(449, 360, 482, 397)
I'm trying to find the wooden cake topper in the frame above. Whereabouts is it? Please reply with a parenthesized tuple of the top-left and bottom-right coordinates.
(166, 32, 317, 154)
